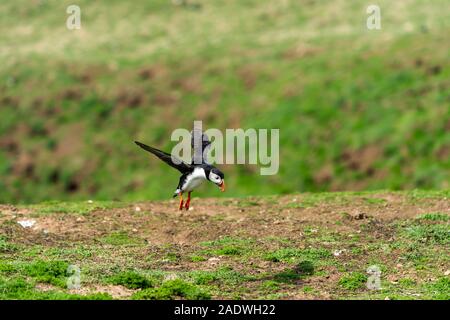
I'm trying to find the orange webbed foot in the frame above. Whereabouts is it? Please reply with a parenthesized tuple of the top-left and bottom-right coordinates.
(184, 192, 191, 211)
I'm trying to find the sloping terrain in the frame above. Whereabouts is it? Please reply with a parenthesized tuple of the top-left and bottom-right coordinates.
(1, 0, 449, 203)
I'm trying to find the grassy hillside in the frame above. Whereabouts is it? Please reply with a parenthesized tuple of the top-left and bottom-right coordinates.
(0, 0, 449, 203)
(0, 191, 448, 299)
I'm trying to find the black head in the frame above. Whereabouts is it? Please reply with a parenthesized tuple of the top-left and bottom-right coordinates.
(205, 166, 225, 192)
(211, 167, 224, 179)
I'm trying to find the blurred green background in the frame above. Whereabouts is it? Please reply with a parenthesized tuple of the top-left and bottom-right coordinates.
(0, 0, 449, 203)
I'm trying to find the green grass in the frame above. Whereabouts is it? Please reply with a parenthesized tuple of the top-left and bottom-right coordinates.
(108, 271, 153, 289)
(260, 280, 280, 291)
(24, 260, 70, 288)
(131, 279, 211, 300)
(416, 213, 449, 222)
(27, 201, 126, 216)
(0, 277, 112, 300)
(0, 1, 449, 203)
(100, 231, 144, 246)
(1, 191, 448, 299)
(338, 272, 368, 291)
(199, 237, 254, 256)
(189, 255, 207, 262)
(188, 267, 251, 286)
(424, 277, 450, 300)
(403, 224, 450, 245)
(0, 236, 18, 253)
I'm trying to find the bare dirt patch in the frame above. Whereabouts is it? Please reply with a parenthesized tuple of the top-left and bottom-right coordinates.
(3, 192, 447, 246)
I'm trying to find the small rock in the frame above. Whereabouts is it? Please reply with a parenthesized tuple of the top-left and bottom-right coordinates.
(208, 257, 220, 265)
(189, 207, 194, 211)
(444, 270, 450, 276)
(76, 217, 83, 222)
(132, 228, 138, 232)
(87, 200, 93, 204)
(17, 219, 36, 228)
(333, 249, 346, 257)
(385, 297, 390, 300)
(396, 263, 403, 268)
(134, 206, 141, 212)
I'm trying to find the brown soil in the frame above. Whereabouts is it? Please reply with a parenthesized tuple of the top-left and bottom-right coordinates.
(2, 193, 448, 246)
(0, 193, 448, 300)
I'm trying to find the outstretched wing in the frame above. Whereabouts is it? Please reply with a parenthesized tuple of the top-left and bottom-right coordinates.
(190, 129, 211, 165)
(135, 141, 192, 174)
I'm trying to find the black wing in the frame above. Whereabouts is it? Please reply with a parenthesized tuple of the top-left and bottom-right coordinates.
(135, 141, 192, 174)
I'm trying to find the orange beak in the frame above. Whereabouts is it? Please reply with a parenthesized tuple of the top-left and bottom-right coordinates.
(219, 181, 225, 192)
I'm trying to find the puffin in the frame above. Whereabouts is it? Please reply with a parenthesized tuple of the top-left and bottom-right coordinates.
(134, 133, 225, 210)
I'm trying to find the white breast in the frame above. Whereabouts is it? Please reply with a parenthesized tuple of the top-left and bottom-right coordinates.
(182, 167, 207, 192)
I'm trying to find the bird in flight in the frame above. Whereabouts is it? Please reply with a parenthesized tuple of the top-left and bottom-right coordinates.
(135, 131, 225, 210)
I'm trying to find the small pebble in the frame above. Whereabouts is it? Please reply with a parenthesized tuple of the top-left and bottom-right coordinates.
(333, 249, 346, 257)
(208, 257, 220, 264)
(17, 219, 36, 228)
